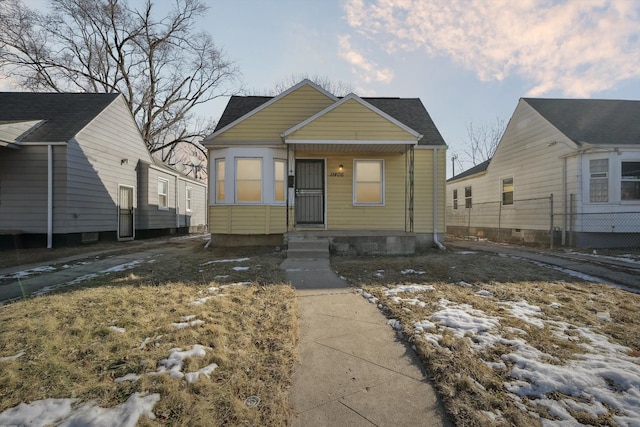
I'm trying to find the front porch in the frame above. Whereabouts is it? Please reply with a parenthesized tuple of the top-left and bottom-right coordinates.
(285, 229, 416, 256)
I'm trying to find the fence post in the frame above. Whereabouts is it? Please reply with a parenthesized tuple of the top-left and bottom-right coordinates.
(549, 193, 554, 250)
(569, 193, 575, 247)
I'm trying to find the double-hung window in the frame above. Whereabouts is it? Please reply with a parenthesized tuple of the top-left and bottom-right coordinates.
(158, 178, 168, 209)
(621, 161, 640, 201)
(215, 159, 225, 202)
(354, 160, 383, 205)
(186, 187, 192, 211)
(589, 159, 608, 202)
(453, 189, 458, 209)
(502, 177, 514, 206)
(274, 159, 286, 203)
(236, 158, 262, 202)
(465, 186, 472, 208)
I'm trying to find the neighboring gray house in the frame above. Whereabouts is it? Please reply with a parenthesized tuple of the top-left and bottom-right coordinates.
(447, 98, 640, 249)
(0, 92, 206, 249)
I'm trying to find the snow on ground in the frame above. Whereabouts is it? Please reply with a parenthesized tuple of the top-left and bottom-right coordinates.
(362, 285, 640, 425)
(0, 392, 160, 427)
(200, 257, 250, 266)
(0, 257, 252, 425)
(0, 265, 56, 280)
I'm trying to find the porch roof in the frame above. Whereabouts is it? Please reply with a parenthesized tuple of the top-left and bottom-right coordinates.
(284, 139, 416, 153)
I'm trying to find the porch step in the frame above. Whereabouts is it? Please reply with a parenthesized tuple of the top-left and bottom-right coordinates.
(286, 237, 329, 259)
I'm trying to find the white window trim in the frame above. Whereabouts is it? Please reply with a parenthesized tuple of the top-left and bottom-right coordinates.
(214, 158, 226, 204)
(274, 158, 286, 204)
(186, 186, 192, 212)
(452, 189, 458, 210)
(620, 160, 640, 203)
(235, 157, 263, 204)
(501, 176, 514, 207)
(353, 159, 385, 206)
(464, 186, 472, 209)
(158, 177, 169, 210)
(589, 158, 609, 203)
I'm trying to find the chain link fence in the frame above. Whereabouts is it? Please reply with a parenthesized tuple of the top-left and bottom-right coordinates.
(447, 194, 640, 249)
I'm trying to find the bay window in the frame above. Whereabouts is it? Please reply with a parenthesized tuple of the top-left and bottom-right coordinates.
(236, 158, 262, 202)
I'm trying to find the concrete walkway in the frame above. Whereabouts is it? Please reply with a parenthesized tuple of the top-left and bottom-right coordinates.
(281, 257, 451, 426)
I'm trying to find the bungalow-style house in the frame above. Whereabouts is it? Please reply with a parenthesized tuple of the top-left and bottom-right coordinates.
(447, 98, 640, 249)
(202, 80, 447, 254)
(0, 92, 207, 249)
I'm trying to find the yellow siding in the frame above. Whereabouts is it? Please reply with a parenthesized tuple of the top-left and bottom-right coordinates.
(209, 205, 287, 234)
(413, 148, 444, 233)
(214, 85, 335, 143)
(289, 99, 417, 141)
(297, 151, 407, 230)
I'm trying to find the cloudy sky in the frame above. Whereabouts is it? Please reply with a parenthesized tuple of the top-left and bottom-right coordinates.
(11, 0, 640, 176)
(209, 0, 640, 176)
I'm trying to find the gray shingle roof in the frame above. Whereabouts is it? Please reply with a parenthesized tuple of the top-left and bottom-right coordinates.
(0, 92, 120, 142)
(214, 95, 446, 146)
(524, 98, 640, 146)
(447, 158, 491, 182)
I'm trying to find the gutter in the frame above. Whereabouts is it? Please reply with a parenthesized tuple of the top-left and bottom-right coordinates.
(433, 147, 446, 250)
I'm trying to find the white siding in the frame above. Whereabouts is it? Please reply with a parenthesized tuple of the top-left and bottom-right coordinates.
(447, 100, 580, 232)
(65, 96, 152, 233)
(0, 145, 66, 233)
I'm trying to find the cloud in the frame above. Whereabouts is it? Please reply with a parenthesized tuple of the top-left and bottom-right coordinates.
(338, 34, 394, 84)
(343, 0, 640, 97)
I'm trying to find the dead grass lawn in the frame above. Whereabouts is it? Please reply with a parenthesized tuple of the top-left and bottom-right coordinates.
(0, 239, 297, 426)
(333, 249, 640, 426)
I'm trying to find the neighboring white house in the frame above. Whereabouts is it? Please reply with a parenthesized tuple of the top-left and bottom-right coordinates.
(447, 98, 640, 249)
(0, 92, 206, 249)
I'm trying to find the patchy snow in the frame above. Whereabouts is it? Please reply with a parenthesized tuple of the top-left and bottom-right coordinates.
(200, 257, 250, 266)
(384, 284, 435, 295)
(0, 351, 25, 362)
(456, 251, 478, 255)
(171, 315, 204, 329)
(475, 290, 493, 297)
(0, 392, 159, 427)
(232, 266, 250, 271)
(0, 265, 57, 280)
(361, 284, 640, 425)
(108, 326, 126, 334)
(400, 268, 425, 275)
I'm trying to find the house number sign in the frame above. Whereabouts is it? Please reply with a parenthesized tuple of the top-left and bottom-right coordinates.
(329, 172, 344, 177)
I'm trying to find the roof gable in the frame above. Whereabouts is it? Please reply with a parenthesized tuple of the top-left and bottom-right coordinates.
(282, 93, 421, 141)
(0, 92, 120, 143)
(204, 80, 338, 142)
(523, 98, 640, 146)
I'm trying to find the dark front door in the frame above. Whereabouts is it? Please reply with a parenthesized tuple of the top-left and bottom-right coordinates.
(118, 186, 134, 239)
(295, 159, 324, 225)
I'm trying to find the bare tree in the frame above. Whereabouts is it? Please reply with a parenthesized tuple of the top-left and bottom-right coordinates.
(463, 117, 506, 166)
(249, 73, 354, 96)
(0, 0, 239, 176)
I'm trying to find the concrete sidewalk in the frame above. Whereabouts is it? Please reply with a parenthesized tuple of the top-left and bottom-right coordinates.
(281, 257, 451, 426)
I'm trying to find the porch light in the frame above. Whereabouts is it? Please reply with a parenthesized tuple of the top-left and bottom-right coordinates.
(339, 164, 344, 172)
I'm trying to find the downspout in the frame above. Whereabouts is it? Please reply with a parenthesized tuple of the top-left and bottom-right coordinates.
(47, 144, 53, 248)
(433, 147, 446, 250)
(175, 177, 179, 228)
